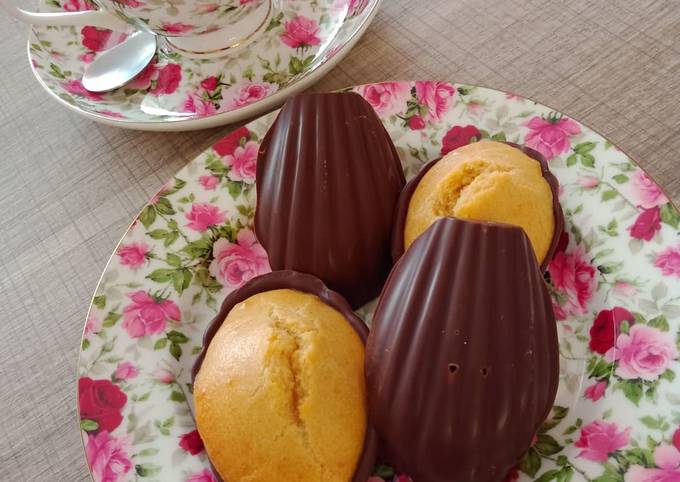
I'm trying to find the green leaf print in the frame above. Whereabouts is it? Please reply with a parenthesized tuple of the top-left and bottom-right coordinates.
(93, 295, 106, 309)
(80, 419, 99, 432)
(660, 203, 680, 228)
(534, 433, 563, 456)
(535, 469, 560, 482)
(639, 415, 669, 431)
(169, 342, 182, 361)
(289, 57, 304, 75)
(103, 311, 121, 328)
(601, 190, 617, 201)
(147, 268, 175, 283)
(648, 315, 670, 331)
(616, 379, 643, 405)
(519, 448, 541, 477)
(139, 205, 156, 228)
(135, 464, 161, 477)
(167, 330, 189, 344)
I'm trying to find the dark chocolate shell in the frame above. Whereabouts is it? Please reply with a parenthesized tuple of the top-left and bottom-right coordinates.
(367, 217, 559, 482)
(255, 92, 406, 308)
(391, 142, 564, 271)
(193, 270, 377, 482)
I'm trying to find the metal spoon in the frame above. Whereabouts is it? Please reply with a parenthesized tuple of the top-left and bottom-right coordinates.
(82, 31, 157, 93)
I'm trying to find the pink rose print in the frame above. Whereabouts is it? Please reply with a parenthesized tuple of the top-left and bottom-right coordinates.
(224, 141, 258, 182)
(116, 242, 148, 269)
(79, 377, 127, 433)
(354, 82, 411, 117)
(333, 0, 368, 16)
(126, 60, 157, 90)
(99, 110, 125, 119)
(466, 100, 484, 117)
(113, 0, 144, 6)
(122, 291, 180, 338)
(199, 175, 220, 191)
(627, 445, 680, 482)
(552, 302, 567, 321)
(185, 203, 226, 232)
(184, 93, 217, 117)
(524, 115, 581, 160)
(214, 127, 250, 157)
(225, 81, 276, 110)
(63, 79, 104, 101)
(555, 231, 569, 254)
(63, 0, 93, 11)
(85, 431, 132, 482)
(200, 76, 219, 91)
(209, 229, 271, 288)
(151, 64, 182, 96)
(78, 52, 96, 63)
(589, 307, 634, 355)
(441, 125, 482, 155)
(548, 247, 597, 319)
(187, 469, 216, 482)
(415, 81, 456, 123)
(179, 429, 205, 455)
(85, 312, 102, 337)
(674, 427, 680, 451)
(605, 324, 678, 381)
(408, 116, 426, 130)
(628, 207, 661, 241)
(81, 26, 114, 52)
(113, 362, 138, 381)
(633, 170, 668, 209)
(153, 368, 175, 384)
(574, 420, 630, 462)
(655, 245, 680, 278)
(348, 0, 369, 16)
(162, 22, 194, 34)
(583, 381, 607, 401)
(196, 3, 218, 13)
(613, 281, 638, 298)
(281, 15, 321, 49)
(577, 176, 600, 189)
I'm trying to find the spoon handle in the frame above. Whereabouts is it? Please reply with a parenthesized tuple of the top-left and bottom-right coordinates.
(0, 0, 129, 31)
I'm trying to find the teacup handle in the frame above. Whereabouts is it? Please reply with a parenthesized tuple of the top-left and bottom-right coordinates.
(0, 0, 129, 30)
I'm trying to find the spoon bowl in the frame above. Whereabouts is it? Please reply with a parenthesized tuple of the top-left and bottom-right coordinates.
(82, 31, 157, 93)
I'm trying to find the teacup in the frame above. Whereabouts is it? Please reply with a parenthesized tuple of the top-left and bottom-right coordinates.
(1, 0, 272, 56)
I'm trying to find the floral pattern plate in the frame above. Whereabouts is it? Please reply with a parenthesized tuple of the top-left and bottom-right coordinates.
(27, 0, 380, 131)
(78, 80, 680, 482)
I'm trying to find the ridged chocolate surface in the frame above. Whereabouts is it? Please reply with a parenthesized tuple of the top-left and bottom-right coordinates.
(193, 270, 377, 482)
(391, 142, 564, 271)
(368, 217, 559, 482)
(255, 92, 406, 308)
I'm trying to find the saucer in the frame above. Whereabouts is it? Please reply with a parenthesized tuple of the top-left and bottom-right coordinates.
(27, 0, 381, 131)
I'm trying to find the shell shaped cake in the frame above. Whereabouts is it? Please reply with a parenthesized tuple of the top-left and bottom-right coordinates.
(391, 140, 564, 271)
(367, 217, 559, 482)
(192, 271, 378, 482)
(255, 92, 406, 308)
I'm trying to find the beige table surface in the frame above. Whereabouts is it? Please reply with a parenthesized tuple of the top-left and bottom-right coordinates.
(1, 0, 679, 480)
